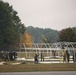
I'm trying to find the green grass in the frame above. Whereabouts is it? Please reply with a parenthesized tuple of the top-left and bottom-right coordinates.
(0, 63, 76, 72)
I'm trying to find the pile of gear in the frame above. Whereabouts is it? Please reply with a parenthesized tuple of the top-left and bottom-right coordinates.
(0, 51, 17, 61)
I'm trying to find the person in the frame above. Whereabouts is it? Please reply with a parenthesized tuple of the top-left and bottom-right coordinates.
(41, 53, 44, 61)
(9, 51, 12, 61)
(63, 50, 66, 63)
(75, 52, 76, 62)
(66, 50, 70, 63)
(34, 54, 39, 64)
(72, 50, 75, 63)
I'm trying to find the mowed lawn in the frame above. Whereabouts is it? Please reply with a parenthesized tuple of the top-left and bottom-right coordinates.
(0, 63, 76, 72)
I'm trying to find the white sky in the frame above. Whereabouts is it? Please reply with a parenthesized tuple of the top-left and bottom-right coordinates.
(3, 0, 76, 30)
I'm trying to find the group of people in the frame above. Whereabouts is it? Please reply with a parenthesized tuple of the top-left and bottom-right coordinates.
(63, 50, 76, 63)
(34, 53, 44, 64)
(34, 50, 76, 64)
(0, 51, 17, 61)
(63, 50, 70, 63)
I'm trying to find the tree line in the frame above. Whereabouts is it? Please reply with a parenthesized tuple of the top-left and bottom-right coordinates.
(26, 26, 59, 43)
(0, 0, 76, 52)
(26, 26, 76, 43)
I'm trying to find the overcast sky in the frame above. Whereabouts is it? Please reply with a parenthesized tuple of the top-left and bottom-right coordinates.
(3, 0, 76, 30)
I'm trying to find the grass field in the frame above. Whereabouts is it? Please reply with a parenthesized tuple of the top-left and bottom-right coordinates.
(0, 63, 76, 72)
